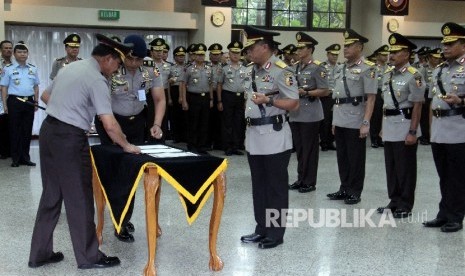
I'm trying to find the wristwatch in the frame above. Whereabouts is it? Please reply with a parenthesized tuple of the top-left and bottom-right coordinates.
(266, 97, 274, 107)
(408, 129, 417, 135)
(362, 120, 369, 126)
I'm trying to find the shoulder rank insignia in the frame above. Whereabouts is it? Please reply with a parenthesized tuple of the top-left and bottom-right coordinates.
(363, 59, 375, 66)
(314, 60, 322, 66)
(275, 60, 287, 69)
(143, 60, 155, 68)
(246, 62, 254, 67)
(384, 66, 394, 74)
(27, 63, 36, 67)
(407, 66, 418, 75)
(56, 57, 65, 61)
(5, 63, 12, 67)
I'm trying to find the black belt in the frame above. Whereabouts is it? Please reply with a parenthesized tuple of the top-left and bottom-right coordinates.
(246, 114, 284, 131)
(432, 107, 465, 118)
(187, 91, 209, 97)
(223, 89, 244, 96)
(9, 94, 34, 100)
(335, 96, 367, 105)
(383, 107, 413, 120)
(45, 116, 88, 134)
(114, 111, 143, 121)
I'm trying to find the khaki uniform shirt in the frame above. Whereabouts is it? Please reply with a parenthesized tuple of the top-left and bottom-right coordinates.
(332, 57, 378, 129)
(50, 56, 82, 80)
(244, 55, 299, 155)
(110, 66, 163, 116)
(218, 63, 246, 93)
(289, 59, 328, 122)
(155, 61, 171, 89)
(324, 61, 338, 91)
(429, 54, 465, 143)
(381, 64, 425, 141)
(169, 63, 186, 86)
(183, 63, 213, 93)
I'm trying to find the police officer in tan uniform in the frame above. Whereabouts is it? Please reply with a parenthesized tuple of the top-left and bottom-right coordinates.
(281, 44, 297, 66)
(50, 34, 82, 80)
(181, 43, 214, 154)
(0, 40, 13, 159)
(239, 26, 299, 249)
(423, 22, 465, 233)
(169, 46, 187, 143)
(327, 29, 377, 205)
(370, 45, 390, 148)
(208, 43, 224, 150)
(319, 44, 340, 151)
(376, 33, 425, 218)
(288, 32, 329, 193)
(217, 41, 246, 155)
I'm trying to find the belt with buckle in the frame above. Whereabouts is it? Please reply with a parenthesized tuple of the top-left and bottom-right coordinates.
(188, 91, 208, 96)
(10, 94, 34, 100)
(432, 107, 465, 118)
(246, 114, 284, 126)
(114, 113, 139, 121)
(223, 89, 243, 97)
(335, 96, 366, 105)
(383, 107, 413, 120)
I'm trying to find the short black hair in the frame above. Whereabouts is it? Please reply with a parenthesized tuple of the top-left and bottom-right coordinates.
(257, 40, 278, 52)
(91, 44, 120, 60)
(0, 40, 13, 49)
(14, 41, 28, 52)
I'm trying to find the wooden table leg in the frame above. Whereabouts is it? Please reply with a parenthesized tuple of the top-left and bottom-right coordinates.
(143, 166, 160, 276)
(156, 176, 162, 237)
(209, 172, 226, 271)
(92, 165, 105, 246)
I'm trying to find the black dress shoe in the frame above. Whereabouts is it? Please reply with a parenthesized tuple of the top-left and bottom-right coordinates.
(371, 142, 379, 148)
(344, 194, 361, 205)
(298, 185, 316, 193)
(320, 146, 329, 152)
(11, 162, 19, 167)
(289, 181, 302, 190)
(393, 209, 411, 218)
(377, 206, 396, 214)
(19, 160, 36, 166)
(78, 254, 120, 269)
(327, 190, 347, 200)
(126, 222, 135, 233)
(240, 233, 265, 243)
(423, 218, 447, 228)
(258, 237, 283, 249)
(232, 149, 244, 155)
(441, 222, 463, 233)
(114, 228, 135, 243)
(28, 252, 64, 268)
(377, 140, 384, 147)
(327, 143, 337, 151)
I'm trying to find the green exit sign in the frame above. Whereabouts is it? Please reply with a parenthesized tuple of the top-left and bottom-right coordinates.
(99, 10, 120, 20)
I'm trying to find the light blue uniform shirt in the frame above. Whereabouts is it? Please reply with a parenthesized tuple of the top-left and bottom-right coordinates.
(0, 62, 40, 96)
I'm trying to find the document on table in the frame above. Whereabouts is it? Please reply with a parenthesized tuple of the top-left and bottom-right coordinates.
(140, 145, 198, 158)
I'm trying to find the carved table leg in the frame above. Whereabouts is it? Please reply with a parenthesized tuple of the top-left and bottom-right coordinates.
(92, 165, 105, 246)
(209, 172, 226, 271)
(156, 176, 162, 237)
(143, 166, 160, 276)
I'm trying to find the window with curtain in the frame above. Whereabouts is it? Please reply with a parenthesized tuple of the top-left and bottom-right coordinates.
(5, 25, 188, 135)
(232, 0, 350, 31)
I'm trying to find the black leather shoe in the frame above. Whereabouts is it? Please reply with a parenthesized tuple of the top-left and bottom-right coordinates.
(393, 209, 411, 218)
(344, 194, 361, 204)
(258, 237, 283, 249)
(126, 222, 135, 233)
(114, 228, 134, 243)
(371, 142, 379, 148)
(321, 146, 329, 152)
(11, 162, 19, 167)
(377, 206, 396, 214)
(19, 160, 36, 166)
(377, 140, 384, 147)
(298, 185, 316, 193)
(240, 233, 265, 243)
(441, 222, 463, 233)
(289, 181, 302, 190)
(28, 252, 64, 268)
(78, 254, 120, 269)
(423, 218, 447, 228)
(327, 143, 336, 151)
(232, 149, 244, 155)
(327, 190, 347, 200)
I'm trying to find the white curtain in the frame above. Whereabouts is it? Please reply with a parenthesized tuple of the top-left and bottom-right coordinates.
(5, 25, 188, 135)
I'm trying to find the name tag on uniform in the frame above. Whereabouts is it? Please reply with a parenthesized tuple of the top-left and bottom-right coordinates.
(138, 89, 146, 101)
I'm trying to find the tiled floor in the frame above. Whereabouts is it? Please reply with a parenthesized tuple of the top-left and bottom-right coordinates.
(0, 140, 464, 276)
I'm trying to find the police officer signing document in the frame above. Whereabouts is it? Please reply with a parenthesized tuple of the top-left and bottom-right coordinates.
(29, 34, 141, 270)
(423, 22, 465, 233)
(240, 26, 299, 249)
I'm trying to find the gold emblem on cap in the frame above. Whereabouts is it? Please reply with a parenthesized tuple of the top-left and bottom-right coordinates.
(390, 36, 396, 45)
(443, 26, 451, 35)
(344, 31, 349, 38)
(234, 42, 239, 47)
(297, 34, 301, 41)
(72, 36, 78, 42)
(180, 48, 185, 52)
(199, 45, 204, 50)
(214, 45, 219, 50)
(384, 46, 389, 51)
(156, 41, 162, 45)
(335, 45, 340, 50)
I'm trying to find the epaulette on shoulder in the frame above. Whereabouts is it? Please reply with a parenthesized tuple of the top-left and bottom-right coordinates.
(246, 62, 254, 67)
(56, 57, 65, 61)
(5, 63, 12, 67)
(384, 66, 394, 74)
(27, 63, 36, 67)
(363, 59, 375, 66)
(143, 60, 155, 67)
(320, 61, 327, 66)
(437, 62, 445, 68)
(313, 60, 322, 66)
(275, 60, 287, 69)
(407, 66, 418, 75)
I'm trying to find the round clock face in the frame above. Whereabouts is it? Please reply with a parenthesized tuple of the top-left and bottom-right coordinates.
(387, 19, 399, 33)
(211, 11, 225, 27)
